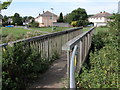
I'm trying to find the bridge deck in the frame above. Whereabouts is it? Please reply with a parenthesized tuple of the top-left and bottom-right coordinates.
(27, 52, 67, 89)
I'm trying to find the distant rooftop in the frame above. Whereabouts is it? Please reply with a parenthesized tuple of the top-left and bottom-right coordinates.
(90, 11, 112, 18)
(39, 11, 57, 17)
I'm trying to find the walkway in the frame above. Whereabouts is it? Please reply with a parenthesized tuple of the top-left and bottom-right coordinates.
(27, 52, 67, 89)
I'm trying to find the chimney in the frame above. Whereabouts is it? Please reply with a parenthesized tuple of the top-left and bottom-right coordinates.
(103, 11, 105, 13)
(43, 11, 44, 13)
(39, 13, 40, 16)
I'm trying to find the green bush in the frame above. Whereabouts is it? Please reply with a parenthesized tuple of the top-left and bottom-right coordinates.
(2, 43, 59, 90)
(76, 14, 119, 88)
(76, 44, 119, 88)
(29, 20, 39, 27)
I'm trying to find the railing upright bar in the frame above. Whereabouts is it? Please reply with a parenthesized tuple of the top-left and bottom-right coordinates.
(70, 45, 78, 88)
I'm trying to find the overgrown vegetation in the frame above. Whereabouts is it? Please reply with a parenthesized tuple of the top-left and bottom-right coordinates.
(2, 43, 59, 90)
(76, 14, 120, 88)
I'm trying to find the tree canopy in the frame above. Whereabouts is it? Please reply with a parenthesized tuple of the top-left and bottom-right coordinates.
(57, 12, 64, 22)
(12, 13, 23, 25)
(22, 16, 34, 23)
(64, 8, 88, 26)
(2, 13, 37, 27)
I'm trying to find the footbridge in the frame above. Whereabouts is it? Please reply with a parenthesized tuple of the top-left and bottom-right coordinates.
(1, 27, 95, 89)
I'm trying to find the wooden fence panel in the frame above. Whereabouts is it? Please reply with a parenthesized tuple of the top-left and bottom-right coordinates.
(1, 27, 83, 60)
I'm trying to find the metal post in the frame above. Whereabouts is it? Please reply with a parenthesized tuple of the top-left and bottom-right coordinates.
(70, 45, 77, 88)
(51, 8, 53, 31)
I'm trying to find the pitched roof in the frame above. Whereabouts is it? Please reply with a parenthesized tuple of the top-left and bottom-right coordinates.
(40, 11, 57, 17)
(90, 12, 112, 18)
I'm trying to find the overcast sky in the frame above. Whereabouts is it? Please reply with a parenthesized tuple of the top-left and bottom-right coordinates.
(1, 0, 119, 17)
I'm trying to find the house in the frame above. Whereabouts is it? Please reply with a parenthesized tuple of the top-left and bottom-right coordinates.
(35, 11, 58, 27)
(88, 11, 112, 27)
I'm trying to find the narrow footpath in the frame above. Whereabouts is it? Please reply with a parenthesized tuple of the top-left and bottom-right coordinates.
(27, 52, 67, 89)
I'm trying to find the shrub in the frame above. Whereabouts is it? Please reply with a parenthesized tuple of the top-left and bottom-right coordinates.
(2, 43, 59, 90)
(76, 44, 119, 88)
(91, 30, 109, 51)
(76, 14, 119, 88)
(29, 20, 39, 27)
(71, 21, 77, 27)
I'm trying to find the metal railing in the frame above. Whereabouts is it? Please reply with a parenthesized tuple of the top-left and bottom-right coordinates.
(62, 27, 95, 88)
(70, 45, 78, 88)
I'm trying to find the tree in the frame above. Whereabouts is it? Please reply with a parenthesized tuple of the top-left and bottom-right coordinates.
(28, 16, 33, 20)
(22, 16, 27, 23)
(0, 0, 12, 10)
(12, 13, 23, 25)
(22, 16, 34, 23)
(0, 0, 13, 26)
(64, 8, 88, 26)
(57, 12, 64, 22)
(2, 15, 8, 26)
(88, 14, 94, 18)
(29, 19, 39, 27)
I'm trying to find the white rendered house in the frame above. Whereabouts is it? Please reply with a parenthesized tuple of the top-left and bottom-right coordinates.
(88, 11, 112, 27)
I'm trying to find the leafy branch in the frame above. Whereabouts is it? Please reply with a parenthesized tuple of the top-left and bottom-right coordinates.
(0, 0, 12, 10)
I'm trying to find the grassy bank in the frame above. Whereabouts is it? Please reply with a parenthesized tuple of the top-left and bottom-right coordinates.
(1, 27, 73, 43)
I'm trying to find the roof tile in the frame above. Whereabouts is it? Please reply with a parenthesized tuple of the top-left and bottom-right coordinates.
(90, 12, 112, 18)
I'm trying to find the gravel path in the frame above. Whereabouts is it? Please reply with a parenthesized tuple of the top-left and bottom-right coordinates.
(27, 52, 67, 89)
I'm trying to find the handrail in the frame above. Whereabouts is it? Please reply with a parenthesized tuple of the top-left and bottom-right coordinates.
(62, 27, 95, 88)
(70, 45, 78, 88)
(62, 27, 95, 51)
(0, 27, 83, 47)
